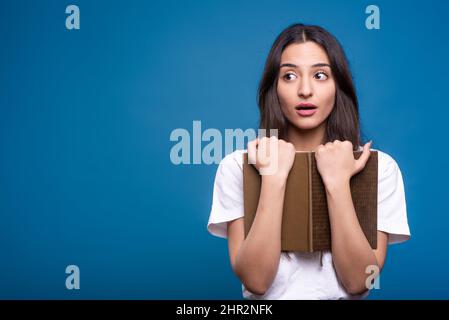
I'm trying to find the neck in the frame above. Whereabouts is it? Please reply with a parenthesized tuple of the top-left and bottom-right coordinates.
(286, 122, 327, 152)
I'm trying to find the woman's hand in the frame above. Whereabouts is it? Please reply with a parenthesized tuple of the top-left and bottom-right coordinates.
(247, 136, 296, 180)
(315, 140, 372, 189)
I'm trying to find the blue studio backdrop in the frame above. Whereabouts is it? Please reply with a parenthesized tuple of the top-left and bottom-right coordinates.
(1, 0, 448, 299)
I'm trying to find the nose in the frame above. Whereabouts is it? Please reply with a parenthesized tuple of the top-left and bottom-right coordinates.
(297, 77, 313, 99)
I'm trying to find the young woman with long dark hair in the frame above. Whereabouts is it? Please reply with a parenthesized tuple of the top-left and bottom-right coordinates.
(207, 23, 410, 300)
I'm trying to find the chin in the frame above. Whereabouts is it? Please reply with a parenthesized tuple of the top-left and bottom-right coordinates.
(288, 118, 323, 131)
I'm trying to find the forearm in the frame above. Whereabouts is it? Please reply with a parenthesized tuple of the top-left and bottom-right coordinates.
(325, 181, 378, 295)
(234, 176, 286, 294)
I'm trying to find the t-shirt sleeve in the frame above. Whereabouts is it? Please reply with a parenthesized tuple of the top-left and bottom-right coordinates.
(207, 151, 245, 239)
(377, 152, 411, 244)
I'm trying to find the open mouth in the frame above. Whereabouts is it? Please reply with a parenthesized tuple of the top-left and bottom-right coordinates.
(295, 105, 318, 116)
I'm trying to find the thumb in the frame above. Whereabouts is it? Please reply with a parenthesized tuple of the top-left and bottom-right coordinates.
(354, 141, 372, 174)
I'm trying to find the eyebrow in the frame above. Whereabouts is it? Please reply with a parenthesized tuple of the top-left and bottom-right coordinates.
(280, 62, 331, 69)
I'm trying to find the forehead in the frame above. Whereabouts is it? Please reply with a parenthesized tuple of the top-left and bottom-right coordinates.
(280, 42, 330, 65)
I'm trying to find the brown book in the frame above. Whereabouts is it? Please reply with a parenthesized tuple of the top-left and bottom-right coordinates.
(243, 151, 378, 252)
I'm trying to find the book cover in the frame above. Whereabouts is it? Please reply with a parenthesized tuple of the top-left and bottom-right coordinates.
(243, 151, 378, 252)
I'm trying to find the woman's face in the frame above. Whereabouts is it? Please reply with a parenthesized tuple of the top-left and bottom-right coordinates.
(277, 41, 336, 131)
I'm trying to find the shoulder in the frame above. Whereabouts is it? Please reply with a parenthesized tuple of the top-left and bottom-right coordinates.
(217, 149, 246, 172)
(368, 148, 410, 243)
(356, 144, 400, 174)
(355, 145, 403, 182)
(212, 149, 246, 188)
(371, 148, 402, 179)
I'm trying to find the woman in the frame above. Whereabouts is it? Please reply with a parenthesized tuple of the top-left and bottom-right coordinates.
(207, 23, 410, 299)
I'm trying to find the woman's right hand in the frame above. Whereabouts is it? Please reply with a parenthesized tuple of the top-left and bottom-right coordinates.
(247, 136, 296, 180)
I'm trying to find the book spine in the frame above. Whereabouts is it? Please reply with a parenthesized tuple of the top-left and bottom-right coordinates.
(308, 152, 313, 252)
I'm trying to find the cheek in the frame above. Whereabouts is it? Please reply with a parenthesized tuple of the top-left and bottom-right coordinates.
(277, 82, 295, 109)
(319, 82, 336, 110)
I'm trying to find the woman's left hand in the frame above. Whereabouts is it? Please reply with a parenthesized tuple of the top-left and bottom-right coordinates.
(315, 140, 372, 189)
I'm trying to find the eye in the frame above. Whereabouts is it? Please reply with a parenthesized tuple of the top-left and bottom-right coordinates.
(314, 71, 329, 81)
(283, 72, 297, 81)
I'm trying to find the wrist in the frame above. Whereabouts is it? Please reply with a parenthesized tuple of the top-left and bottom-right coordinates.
(324, 178, 351, 196)
(261, 173, 288, 188)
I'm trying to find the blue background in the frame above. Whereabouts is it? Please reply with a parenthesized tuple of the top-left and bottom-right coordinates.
(0, 0, 448, 299)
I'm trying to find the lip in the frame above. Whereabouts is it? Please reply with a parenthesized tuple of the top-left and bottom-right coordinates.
(295, 103, 318, 117)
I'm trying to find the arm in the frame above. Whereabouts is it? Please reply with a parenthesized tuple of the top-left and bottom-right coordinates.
(228, 175, 286, 295)
(325, 180, 388, 295)
(227, 137, 295, 295)
(316, 140, 387, 295)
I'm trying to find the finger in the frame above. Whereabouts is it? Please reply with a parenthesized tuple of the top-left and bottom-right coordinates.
(247, 139, 258, 165)
(315, 144, 324, 156)
(355, 141, 372, 173)
(258, 137, 269, 166)
(268, 135, 278, 157)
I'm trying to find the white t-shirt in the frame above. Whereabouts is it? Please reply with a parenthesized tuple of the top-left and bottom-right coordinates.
(207, 147, 411, 300)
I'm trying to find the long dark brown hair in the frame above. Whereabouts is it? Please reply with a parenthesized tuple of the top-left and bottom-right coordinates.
(258, 23, 362, 150)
